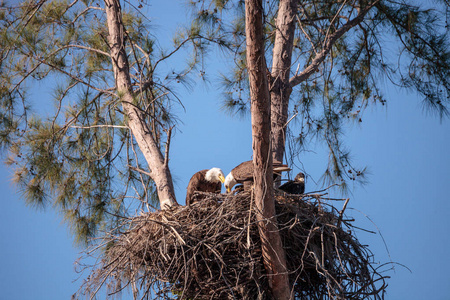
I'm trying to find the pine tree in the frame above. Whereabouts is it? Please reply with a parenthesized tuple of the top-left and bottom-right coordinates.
(190, 0, 450, 190)
(0, 0, 204, 244)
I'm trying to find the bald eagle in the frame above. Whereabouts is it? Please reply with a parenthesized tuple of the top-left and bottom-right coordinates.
(279, 172, 305, 194)
(224, 160, 290, 192)
(186, 168, 225, 206)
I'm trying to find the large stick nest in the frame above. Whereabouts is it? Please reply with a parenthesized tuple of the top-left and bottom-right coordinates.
(79, 191, 388, 299)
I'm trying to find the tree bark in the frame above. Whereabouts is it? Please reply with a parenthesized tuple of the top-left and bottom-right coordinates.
(245, 0, 291, 299)
(270, 0, 298, 168)
(104, 0, 177, 209)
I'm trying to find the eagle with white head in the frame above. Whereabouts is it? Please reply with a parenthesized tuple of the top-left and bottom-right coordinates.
(186, 168, 225, 206)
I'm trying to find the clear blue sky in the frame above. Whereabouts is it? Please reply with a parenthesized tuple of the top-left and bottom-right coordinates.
(1, 1, 449, 299)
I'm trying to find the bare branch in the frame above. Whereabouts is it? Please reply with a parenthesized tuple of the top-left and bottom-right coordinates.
(289, 0, 381, 87)
(64, 44, 111, 57)
(296, 15, 318, 56)
(69, 124, 128, 129)
(128, 165, 152, 177)
(337, 198, 350, 227)
(34, 56, 116, 96)
(163, 126, 173, 168)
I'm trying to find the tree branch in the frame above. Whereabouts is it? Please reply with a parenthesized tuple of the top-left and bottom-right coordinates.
(289, 0, 381, 87)
(163, 126, 173, 168)
(104, 0, 177, 209)
(128, 165, 152, 177)
(69, 124, 128, 129)
(65, 44, 111, 57)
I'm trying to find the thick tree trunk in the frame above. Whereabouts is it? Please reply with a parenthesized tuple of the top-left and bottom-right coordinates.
(104, 0, 177, 209)
(245, 0, 291, 299)
(270, 0, 298, 170)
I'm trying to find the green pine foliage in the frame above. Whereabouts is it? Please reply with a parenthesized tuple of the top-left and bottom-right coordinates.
(0, 0, 202, 245)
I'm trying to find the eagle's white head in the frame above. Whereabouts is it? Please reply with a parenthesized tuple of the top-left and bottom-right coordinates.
(224, 172, 237, 193)
(205, 168, 225, 184)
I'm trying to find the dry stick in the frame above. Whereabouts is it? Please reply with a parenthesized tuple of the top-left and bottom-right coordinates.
(337, 198, 350, 227)
(163, 126, 173, 167)
(247, 189, 254, 249)
(161, 215, 186, 245)
(333, 231, 357, 286)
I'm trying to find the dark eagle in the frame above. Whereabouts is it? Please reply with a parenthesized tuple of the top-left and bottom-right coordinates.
(224, 160, 291, 192)
(186, 168, 225, 206)
(279, 172, 305, 194)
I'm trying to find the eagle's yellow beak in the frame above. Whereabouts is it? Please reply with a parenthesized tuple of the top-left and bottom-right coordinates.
(226, 186, 231, 193)
(219, 174, 225, 184)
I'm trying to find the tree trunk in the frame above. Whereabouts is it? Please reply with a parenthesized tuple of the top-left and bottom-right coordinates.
(104, 0, 177, 209)
(245, 0, 291, 299)
(270, 0, 298, 171)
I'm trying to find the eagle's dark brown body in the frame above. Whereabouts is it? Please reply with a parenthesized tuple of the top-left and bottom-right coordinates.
(186, 169, 222, 206)
(228, 160, 291, 192)
(279, 172, 305, 194)
(231, 159, 290, 183)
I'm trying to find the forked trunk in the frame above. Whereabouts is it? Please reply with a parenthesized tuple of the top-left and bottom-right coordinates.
(245, 0, 291, 298)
